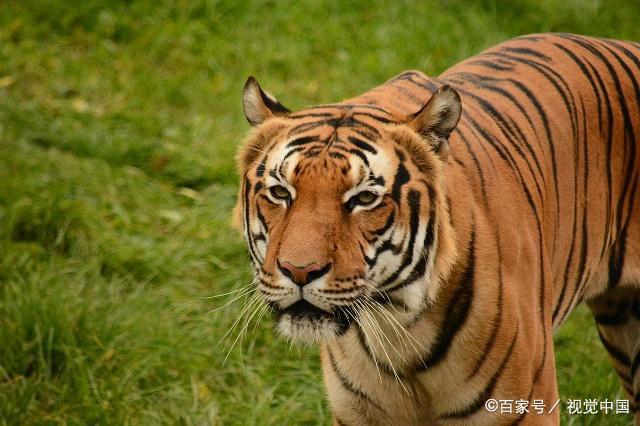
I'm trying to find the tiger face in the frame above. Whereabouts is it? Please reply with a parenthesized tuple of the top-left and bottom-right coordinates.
(235, 77, 460, 344)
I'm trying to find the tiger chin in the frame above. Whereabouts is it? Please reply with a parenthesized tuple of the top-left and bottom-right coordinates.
(233, 34, 640, 426)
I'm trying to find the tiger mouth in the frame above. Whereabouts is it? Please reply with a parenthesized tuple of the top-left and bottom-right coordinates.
(275, 300, 353, 340)
(280, 300, 333, 321)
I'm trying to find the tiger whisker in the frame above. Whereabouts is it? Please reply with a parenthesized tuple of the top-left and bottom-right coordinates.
(233, 302, 267, 373)
(347, 305, 383, 383)
(221, 293, 265, 366)
(201, 283, 253, 299)
(355, 299, 410, 394)
(363, 277, 407, 313)
(361, 295, 426, 362)
(359, 293, 427, 365)
(207, 286, 255, 314)
(225, 296, 269, 368)
(357, 298, 408, 365)
(218, 292, 262, 350)
(245, 145, 272, 157)
(252, 300, 273, 333)
(360, 279, 427, 354)
(207, 275, 259, 315)
(359, 297, 410, 354)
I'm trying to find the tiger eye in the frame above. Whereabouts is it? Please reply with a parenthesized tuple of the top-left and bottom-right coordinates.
(269, 185, 290, 201)
(356, 191, 377, 206)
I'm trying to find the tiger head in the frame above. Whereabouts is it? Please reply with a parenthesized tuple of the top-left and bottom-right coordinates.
(234, 76, 460, 344)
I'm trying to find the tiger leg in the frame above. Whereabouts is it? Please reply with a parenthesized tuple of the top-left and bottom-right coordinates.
(587, 287, 640, 424)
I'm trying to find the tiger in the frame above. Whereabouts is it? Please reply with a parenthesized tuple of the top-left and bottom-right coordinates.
(233, 33, 640, 425)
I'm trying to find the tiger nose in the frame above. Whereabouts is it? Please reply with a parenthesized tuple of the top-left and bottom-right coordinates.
(277, 260, 332, 287)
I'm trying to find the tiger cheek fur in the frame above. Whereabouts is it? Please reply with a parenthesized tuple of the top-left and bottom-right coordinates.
(234, 34, 640, 426)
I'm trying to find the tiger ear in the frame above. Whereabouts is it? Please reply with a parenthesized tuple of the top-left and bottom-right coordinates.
(407, 85, 461, 160)
(242, 76, 291, 126)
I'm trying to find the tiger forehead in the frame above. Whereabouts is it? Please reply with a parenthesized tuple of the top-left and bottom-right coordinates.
(267, 106, 399, 174)
(251, 104, 402, 188)
(271, 145, 369, 186)
(271, 129, 395, 186)
(285, 103, 398, 141)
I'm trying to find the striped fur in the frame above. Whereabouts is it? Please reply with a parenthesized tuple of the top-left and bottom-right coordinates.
(234, 33, 640, 425)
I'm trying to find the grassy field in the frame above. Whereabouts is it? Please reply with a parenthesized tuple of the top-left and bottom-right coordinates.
(1, 0, 639, 424)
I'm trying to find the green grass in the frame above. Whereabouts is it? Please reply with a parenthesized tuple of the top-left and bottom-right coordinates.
(0, 0, 638, 424)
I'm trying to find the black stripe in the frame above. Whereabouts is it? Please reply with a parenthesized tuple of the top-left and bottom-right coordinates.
(347, 104, 394, 114)
(449, 77, 547, 203)
(553, 42, 605, 136)
(355, 326, 397, 378)
(329, 143, 371, 166)
(243, 178, 261, 265)
(614, 365, 633, 384)
(467, 233, 503, 380)
(352, 112, 394, 124)
(327, 348, 386, 412)
(463, 108, 549, 386)
(299, 103, 392, 114)
(389, 80, 427, 105)
(256, 155, 267, 177)
(364, 235, 404, 268)
(554, 98, 592, 325)
(347, 136, 378, 154)
(450, 129, 489, 204)
(286, 135, 320, 149)
(501, 46, 550, 61)
(390, 161, 410, 204)
(255, 204, 269, 233)
(552, 43, 602, 322)
(597, 329, 630, 366)
(382, 185, 437, 293)
(559, 34, 631, 255)
(633, 295, 640, 320)
(587, 58, 616, 254)
(441, 326, 518, 419)
(631, 352, 640, 382)
(372, 209, 396, 236)
(593, 41, 639, 288)
(336, 116, 383, 137)
(282, 146, 304, 161)
(552, 72, 582, 324)
(380, 190, 421, 287)
(416, 227, 475, 371)
(490, 49, 577, 205)
(383, 252, 428, 295)
(468, 59, 513, 71)
(349, 126, 380, 142)
(288, 111, 337, 119)
(594, 311, 629, 326)
(450, 72, 548, 180)
(288, 119, 329, 136)
(490, 52, 575, 238)
(389, 71, 439, 93)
